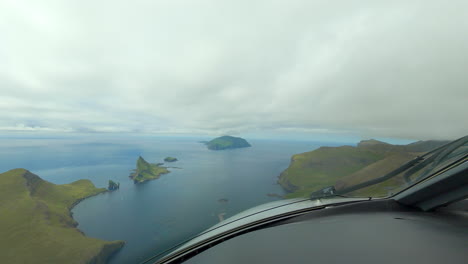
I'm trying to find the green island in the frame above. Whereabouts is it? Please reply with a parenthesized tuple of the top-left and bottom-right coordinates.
(205, 135, 251, 150)
(278, 139, 448, 198)
(130, 156, 170, 183)
(0, 168, 125, 264)
(108, 180, 120, 191)
(164, 156, 178, 162)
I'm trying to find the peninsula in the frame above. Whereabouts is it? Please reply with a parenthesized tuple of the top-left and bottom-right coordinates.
(130, 156, 170, 183)
(205, 135, 251, 150)
(0, 168, 124, 264)
(278, 139, 449, 198)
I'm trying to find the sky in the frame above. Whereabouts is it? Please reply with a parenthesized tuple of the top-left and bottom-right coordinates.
(1, 0, 467, 140)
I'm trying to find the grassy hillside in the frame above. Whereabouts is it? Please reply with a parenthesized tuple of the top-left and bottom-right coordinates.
(279, 139, 448, 198)
(334, 152, 418, 191)
(0, 169, 124, 264)
(130, 156, 170, 183)
(278, 145, 386, 198)
(205, 136, 251, 150)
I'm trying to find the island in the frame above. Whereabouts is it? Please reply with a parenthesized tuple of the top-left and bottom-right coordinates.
(108, 180, 120, 191)
(278, 139, 449, 198)
(130, 156, 170, 183)
(205, 135, 251, 150)
(164, 156, 178, 162)
(0, 168, 125, 264)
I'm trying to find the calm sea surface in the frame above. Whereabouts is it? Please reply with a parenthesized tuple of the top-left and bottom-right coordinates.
(0, 135, 347, 263)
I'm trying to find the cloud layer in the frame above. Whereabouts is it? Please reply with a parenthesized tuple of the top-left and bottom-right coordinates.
(1, 0, 467, 139)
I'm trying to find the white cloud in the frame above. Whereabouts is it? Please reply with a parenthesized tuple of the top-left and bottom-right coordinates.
(0, 124, 73, 132)
(0, 0, 467, 140)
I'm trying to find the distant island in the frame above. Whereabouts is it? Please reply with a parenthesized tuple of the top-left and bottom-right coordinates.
(130, 156, 170, 183)
(164, 156, 178, 162)
(108, 180, 120, 191)
(205, 135, 251, 150)
(278, 139, 449, 198)
(0, 169, 124, 264)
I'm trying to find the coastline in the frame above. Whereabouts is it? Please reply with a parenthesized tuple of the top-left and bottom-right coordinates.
(68, 185, 126, 263)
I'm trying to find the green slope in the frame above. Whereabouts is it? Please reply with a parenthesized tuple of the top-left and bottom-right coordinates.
(278, 139, 449, 198)
(130, 156, 170, 183)
(0, 169, 124, 264)
(205, 136, 251, 150)
(278, 145, 386, 198)
(335, 152, 417, 191)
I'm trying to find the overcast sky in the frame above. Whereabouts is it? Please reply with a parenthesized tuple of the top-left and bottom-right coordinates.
(1, 0, 467, 140)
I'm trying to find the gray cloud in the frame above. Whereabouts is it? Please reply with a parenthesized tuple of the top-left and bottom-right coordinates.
(1, 0, 467, 140)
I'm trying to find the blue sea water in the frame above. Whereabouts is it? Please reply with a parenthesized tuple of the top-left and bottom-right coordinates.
(0, 135, 348, 263)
